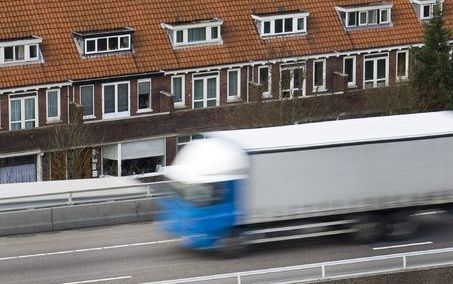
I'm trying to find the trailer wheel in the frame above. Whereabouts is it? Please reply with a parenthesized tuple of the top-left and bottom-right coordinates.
(351, 216, 385, 243)
(216, 229, 247, 258)
(385, 213, 418, 241)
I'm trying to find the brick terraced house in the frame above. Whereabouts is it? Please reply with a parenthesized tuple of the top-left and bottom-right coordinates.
(0, 0, 451, 183)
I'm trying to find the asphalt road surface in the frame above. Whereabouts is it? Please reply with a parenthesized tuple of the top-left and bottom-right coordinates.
(1, 212, 452, 284)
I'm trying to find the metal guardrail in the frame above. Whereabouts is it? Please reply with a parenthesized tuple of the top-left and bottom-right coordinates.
(0, 175, 167, 212)
(145, 247, 453, 284)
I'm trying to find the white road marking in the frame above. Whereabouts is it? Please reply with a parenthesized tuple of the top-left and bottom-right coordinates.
(59, 275, 132, 284)
(372, 241, 433, 251)
(0, 239, 179, 262)
(412, 210, 446, 216)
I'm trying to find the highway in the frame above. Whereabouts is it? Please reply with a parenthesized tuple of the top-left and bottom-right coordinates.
(1, 212, 452, 284)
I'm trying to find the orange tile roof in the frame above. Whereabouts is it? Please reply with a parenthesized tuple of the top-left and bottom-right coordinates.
(0, 0, 433, 89)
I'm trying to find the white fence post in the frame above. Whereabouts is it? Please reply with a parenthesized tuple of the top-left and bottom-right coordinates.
(321, 265, 326, 279)
(147, 185, 152, 197)
(237, 274, 241, 284)
(403, 255, 407, 269)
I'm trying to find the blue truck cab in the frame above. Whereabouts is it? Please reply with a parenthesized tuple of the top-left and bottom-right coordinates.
(156, 138, 249, 250)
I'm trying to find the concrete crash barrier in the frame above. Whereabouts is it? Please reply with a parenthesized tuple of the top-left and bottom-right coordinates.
(0, 198, 154, 236)
(0, 208, 53, 236)
(321, 265, 453, 284)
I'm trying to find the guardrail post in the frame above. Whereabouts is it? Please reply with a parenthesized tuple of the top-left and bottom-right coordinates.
(403, 255, 407, 269)
(321, 265, 326, 279)
(146, 185, 152, 197)
(237, 275, 241, 284)
(68, 192, 74, 205)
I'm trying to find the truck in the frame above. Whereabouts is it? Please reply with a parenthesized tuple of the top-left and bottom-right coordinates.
(157, 111, 453, 255)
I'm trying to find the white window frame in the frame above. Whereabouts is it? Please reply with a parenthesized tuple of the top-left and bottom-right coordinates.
(396, 50, 409, 82)
(9, 93, 39, 130)
(80, 85, 95, 119)
(171, 75, 186, 108)
(137, 79, 152, 113)
(84, 34, 131, 55)
(359, 11, 368, 26)
(102, 81, 131, 119)
(343, 56, 357, 87)
(380, 9, 390, 24)
(258, 65, 271, 97)
(192, 72, 220, 109)
(46, 89, 61, 122)
(227, 69, 241, 102)
(346, 12, 357, 27)
(162, 20, 223, 48)
(252, 13, 309, 37)
(313, 59, 327, 92)
(280, 64, 306, 98)
(420, 3, 435, 20)
(1, 42, 41, 65)
(363, 54, 389, 89)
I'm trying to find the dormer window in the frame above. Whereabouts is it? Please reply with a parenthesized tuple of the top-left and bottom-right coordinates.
(73, 28, 134, 56)
(161, 19, 223, 48)
(336, 2, 393, 29)
(411, 0, 443, 20)
(252, 11, 309, 37)
(0, 36, 42, 66)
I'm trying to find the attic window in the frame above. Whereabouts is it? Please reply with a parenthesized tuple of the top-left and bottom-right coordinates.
(336, 2, 393, 29)
(73, 28, 134, 56)
(0, 36, 42, 66)
(251, 11, 309, 37)
(411, 0, 443, 20)
(161, 19, 223, 48)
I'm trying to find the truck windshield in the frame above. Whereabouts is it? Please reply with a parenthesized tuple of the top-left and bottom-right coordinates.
(166, 181, 224, 207)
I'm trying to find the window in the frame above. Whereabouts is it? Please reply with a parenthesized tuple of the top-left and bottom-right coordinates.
(137, 79, 152, 111)
(9, 94, 37, 130)
(281, 64, 305, 98)
(347, 12, 357, 27)
(29, 45, 38, 59)
(211, 27, 219, 39)
(192, 72, 219, 109)
(364, 54, 388, 88)
(258, 66, 270, 96)
(264, 21, 271, 34)
(0, 37, 42, 65)
(102, 82, 130, 118)
(46, 89, 60, 122)
(422, 4, 432, 19)
(343, 56, 356, 87)
(275, 19, 283, 34)
(359, 11, 368, 26)
(188, 27, 207, 42)
(396, 50, 409, 81)
(284, 18, 293, 32)
(313, 59, 326, 92)
(227, 69, 241, 101)
(162, 19, 223, 48)
(368, 10, 378, 25)
(172, 75, 185, 107)
(339, 5, 392, 28)
(176, 31, 184, 43)
(84, 34, 131, 55)
(252, 12, 309, 37)
(380, 9, 390, 24)
(177, 134, 205, 152)
(102, 139, 165, 177)
(80, 85, 94, 118)
(4, 45, 25, 62)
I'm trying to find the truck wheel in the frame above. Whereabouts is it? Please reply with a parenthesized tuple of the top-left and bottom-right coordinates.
(351, 216, 385, 243)
(385, 213, 418, 241)
(216, 230, 247, 258)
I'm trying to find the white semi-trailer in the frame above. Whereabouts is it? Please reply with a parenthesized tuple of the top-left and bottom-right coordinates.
(158, 111, 453, 254)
